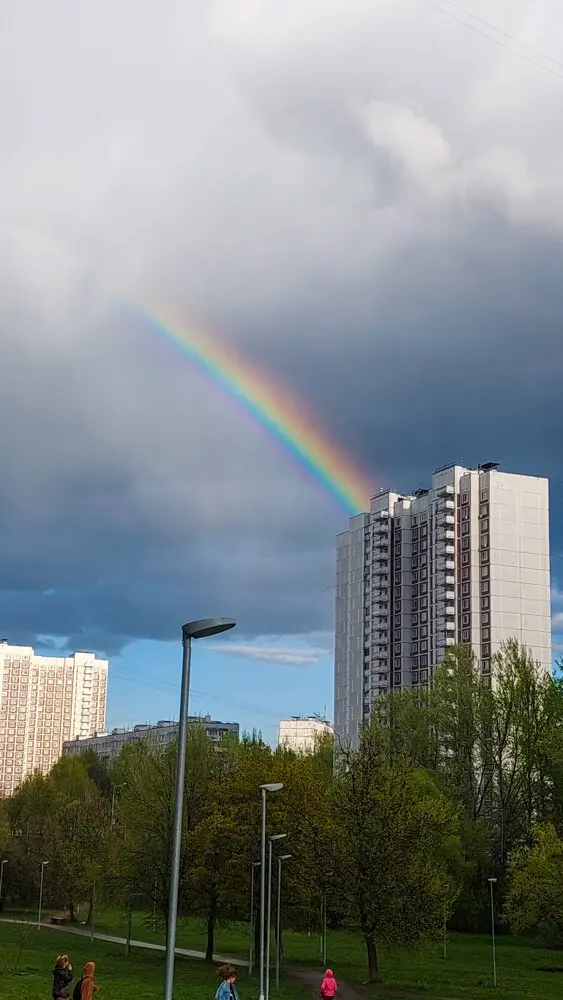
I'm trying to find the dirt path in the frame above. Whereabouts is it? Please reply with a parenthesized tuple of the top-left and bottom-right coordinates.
(288, 968, 365, 1000)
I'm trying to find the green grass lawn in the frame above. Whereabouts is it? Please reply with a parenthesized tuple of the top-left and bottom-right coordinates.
(3, 908, 563, 1000)
(0, 923, 305, 1000)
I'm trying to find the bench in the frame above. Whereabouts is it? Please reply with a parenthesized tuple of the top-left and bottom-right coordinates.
(50, 914, 68, 925)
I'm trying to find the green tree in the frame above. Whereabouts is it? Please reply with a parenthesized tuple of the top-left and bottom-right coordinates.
(505, 824, 563, 947)
(335, 718, 461, 982)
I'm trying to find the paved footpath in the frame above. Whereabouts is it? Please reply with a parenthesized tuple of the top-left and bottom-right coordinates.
(0, 917, 248, 967)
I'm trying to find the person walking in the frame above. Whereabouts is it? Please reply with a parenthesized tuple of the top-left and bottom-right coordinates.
(72, 961, 100, 1000)
(215, 964, 239, 1000)
(52, 955, 73, 999)
(320, 969, 337, 999)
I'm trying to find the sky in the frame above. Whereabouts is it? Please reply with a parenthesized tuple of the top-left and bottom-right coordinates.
(1, 0, 563, 745)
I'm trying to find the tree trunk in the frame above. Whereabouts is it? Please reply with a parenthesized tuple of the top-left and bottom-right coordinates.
(69, 901, 76, 923)
(205, 907, 215, 963)
(85, 894, 94, 927)
(364, 933, 379, 983)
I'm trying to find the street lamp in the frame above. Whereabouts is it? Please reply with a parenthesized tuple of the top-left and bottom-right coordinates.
(38, 861, 49, 931)
(111, 782, 127, 826)
(321, 871, 334, 967)
(488, 878, 497, 988)
(0, 859, 7, 902)
(266, 834, 287, 1000)
(276, 855, 291, 988)
(259, 784, 283, 1000)
(249, 860, 261, 975)
(163, 617, 236, 1000)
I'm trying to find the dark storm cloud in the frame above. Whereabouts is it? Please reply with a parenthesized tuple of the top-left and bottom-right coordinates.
(1, 0, 562, 652)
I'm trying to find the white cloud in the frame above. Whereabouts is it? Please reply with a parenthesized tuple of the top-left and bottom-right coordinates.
(211, 644, 330, 666)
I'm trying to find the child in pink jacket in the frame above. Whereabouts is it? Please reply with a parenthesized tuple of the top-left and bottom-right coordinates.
(321, 970, 337, 998)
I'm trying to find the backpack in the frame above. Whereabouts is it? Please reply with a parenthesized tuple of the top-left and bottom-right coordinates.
(72, 979, 83, 1000)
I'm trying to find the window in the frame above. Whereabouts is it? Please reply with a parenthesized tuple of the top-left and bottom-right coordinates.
(394, 601, 401, 612)
(420, 666, 428, 679)
(412, 599, 419, 611)
(481, 534, 489, 548)
(420, 597, 428, 609)
(412, 642, 419, 654)
(481, 550, 489, 564)
(412, 556, 419, 569)
(421, 640, 428, 652)
(462, 567, 470, 580)
(421, 581, 428, 595)
(482, 612, 490, 624)
(462, 598, 470, 610)
(421, 523, 428, 536)
(395, 573, 401, 585)
(394, 630, 401, 641)
(481, 518, 489, 532)
(412, 671, 419, 683)
(462, 537, 470, 550)
(412, 542, 419, 554)
(394, 672, 401, 685)
(412, 515, 418, 526)
(480, 488, 489, 501)
(412, 614, 419, 625)
(480, 503, 489, 516)
(482, 659, 491, 675)
(462, 552, 470, 565)
(482, 628, 490, 640)
(481, 565, 489, 578)
(462, 507, 469, 521)
(462, 492, 469, 504)
(412, 570, 419, 583)
(462, 629, 470, 641)
(462, 582, 470, 595)
(462, 613, 470, 625)
(481, 596, 490, 610)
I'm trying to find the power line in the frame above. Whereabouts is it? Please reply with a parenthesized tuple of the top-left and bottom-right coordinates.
(435, 0, 563, 70)
(420, 0, 563, 81)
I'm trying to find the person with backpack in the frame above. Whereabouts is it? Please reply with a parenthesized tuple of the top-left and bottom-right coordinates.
(52, 955, 73, 999)
(215, 964, 239, 1000)
(320, 970, 337, 999)
(72, 962, 100, 1000)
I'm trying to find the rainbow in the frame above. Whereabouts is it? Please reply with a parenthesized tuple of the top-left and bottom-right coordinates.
(137, 309, 375, 516)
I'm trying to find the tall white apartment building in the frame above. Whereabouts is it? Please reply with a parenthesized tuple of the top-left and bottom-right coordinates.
(0, 643, 108, 796)
(278, 716, 332, 753)
(335, 464, 551, 747)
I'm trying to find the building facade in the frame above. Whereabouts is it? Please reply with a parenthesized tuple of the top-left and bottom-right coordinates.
(335, 464, 551, 747)
(63, 715, 239, 759)
(0, 643, 108, 796)
(278, 716, 332, 752)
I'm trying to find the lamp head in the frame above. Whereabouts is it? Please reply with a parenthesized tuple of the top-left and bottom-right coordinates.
(260, 782, 283, 793)
(182, 618, 236, 640)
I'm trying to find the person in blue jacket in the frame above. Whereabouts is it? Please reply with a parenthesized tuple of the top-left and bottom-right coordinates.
(215, 964, 239, 1000)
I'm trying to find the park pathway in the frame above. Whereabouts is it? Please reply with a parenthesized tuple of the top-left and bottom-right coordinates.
(0, 917, 248, 967)
(289, 968, 365, 1000)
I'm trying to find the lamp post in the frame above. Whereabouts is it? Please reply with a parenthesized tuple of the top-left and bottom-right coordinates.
(163, 617, 235, 1000)
(0, 859, 7, 902)
(38, 861, 49, 931)
(249, 860, 261, 975)
(488, 878, 497, 988)
(259, 784, 283, 1000)
(111, 782, 127, 826)
(276, 854, 291, 988)
(266, 834, 287, 1000)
